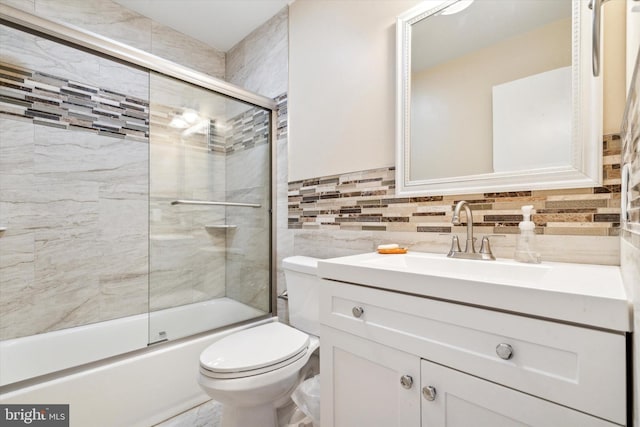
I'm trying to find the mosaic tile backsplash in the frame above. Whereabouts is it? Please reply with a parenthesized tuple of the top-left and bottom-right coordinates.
(288, 134, 621, 237)
(0, 61, 150, 141)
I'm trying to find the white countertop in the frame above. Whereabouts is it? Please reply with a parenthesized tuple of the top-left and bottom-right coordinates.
(317, 251, 631, 332)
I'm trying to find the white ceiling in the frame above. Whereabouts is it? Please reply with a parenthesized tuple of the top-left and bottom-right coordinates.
(113, 0, 292, 52)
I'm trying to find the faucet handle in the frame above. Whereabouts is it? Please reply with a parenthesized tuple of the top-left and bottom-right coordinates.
(479, 236, 496, 260)
(447, 235, 461, 256)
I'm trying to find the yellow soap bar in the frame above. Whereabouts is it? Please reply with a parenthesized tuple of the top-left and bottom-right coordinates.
(377, 247, 408, 254)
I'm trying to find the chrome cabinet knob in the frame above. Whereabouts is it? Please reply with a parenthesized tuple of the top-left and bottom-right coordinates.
(352, 306, 364, 318)
(422, 385, 437, 401)
(496, 343, 514, 360)
(400, 375, 413, 389)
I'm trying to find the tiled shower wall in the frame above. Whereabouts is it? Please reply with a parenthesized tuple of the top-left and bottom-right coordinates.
(0, 4, 273, 339)
(0, 0, 226, 79)
(0, 23, 151, 340)
(225, 105, 272, 312)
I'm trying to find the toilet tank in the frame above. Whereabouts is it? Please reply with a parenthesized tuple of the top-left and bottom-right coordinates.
(282, 256, 321, 337)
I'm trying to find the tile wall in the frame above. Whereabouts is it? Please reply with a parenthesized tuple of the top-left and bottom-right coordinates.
(283, 101, 621, 266)
(0, 0, 226, 79)
(0, 61, 149, 140)
(0, 4, 272, 339)
(620, 47, 640, 427)
(288, 135, 621, 237)
(0, 22, 150, 340)
(224, 103, 272, 313)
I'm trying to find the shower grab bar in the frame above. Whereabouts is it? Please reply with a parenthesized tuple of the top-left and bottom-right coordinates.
(171, 200, 261, 208)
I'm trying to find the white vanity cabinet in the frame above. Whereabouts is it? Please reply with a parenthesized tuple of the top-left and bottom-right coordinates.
(319, 279, 628, 427)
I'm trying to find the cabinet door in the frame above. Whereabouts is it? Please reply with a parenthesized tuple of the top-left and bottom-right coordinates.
(420, 359, 619, 427)
(320, 326, 421, 427)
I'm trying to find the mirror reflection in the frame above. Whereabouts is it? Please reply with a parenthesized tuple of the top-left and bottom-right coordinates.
(410, 0, 571, 180)
(407, 0, 576, 182)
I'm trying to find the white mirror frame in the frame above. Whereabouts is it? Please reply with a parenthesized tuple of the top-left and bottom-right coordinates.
(396, 0, 602, 196)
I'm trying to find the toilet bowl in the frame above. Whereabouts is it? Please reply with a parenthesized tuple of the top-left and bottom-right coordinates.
(198, 256, 321, 427)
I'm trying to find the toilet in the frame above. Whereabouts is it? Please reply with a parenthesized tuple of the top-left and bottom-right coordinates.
(198, 256, 321, 427)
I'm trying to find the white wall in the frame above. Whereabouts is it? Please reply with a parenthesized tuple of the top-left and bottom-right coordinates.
(411, 18, 571, 180)
(603, 0, 628, 134)
(288, 0, 419, 181)
(628, 0, 640, 91)
(289, 0, 626, 182)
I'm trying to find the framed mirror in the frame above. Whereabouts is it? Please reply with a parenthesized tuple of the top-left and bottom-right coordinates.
(396, 0, 602, 196)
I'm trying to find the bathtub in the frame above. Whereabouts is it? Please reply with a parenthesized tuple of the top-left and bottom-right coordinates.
(0, 297, 270, 426)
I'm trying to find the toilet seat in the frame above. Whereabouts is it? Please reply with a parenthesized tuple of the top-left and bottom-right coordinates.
(200, 322, 310, 379)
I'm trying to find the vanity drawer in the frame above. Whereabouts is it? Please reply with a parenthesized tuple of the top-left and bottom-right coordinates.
(319, 279, 627, 425)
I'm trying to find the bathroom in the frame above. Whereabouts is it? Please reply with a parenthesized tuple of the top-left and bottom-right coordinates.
(0, 0, 638, 426)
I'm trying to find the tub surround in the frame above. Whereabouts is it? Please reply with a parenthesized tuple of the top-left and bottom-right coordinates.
(0, 17, 275, 340)
(0, 0, 226, 79)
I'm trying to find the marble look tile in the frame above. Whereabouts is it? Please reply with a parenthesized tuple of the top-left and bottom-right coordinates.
(0, 118, 35, 339)
(224, 183, 270, 312)
(149, 223, 227, 311)
(225, 209, 270, 313)
(150, 141, 226, 199)
(98, 58, 149, 101)
(0, 0, 35, 12)
(34, 126, 148, 184)
(149, 274, 196, 311)
(1, 117, 151, 339)
(99, 272, 148, 320)
(151, 22, 225, 79)
(225, 145, 270, 191)
(154, 399, 222, 427)
(290, 229, 621, 266)
(226, 7, 288, 98)
(1, 25, 99, 88)
(1, 24, 149, 104)
(34, 0, 152, 52)
(0, 117, 34, 172)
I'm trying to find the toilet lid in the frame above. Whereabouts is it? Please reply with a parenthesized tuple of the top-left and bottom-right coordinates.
(200, 322, 310, 375)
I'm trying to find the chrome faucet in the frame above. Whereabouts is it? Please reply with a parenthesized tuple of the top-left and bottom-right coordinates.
(447, 201, 495, 260)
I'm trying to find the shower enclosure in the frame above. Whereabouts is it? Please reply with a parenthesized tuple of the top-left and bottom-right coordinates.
(0, 5, 276, 386)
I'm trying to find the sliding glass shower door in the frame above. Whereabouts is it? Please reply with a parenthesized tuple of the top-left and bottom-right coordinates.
(148, 72, 272, 343)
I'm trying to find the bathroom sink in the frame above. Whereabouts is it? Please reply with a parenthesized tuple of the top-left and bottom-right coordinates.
(361, 252, 551, 287)
(317, 251, 630, 332)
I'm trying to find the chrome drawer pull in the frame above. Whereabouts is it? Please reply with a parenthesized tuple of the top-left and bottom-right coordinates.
(352, 306, 364, 318)
(400, 375, 413, 389)
(422, 385, 437, 401)
(496, 343, 514, 360)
